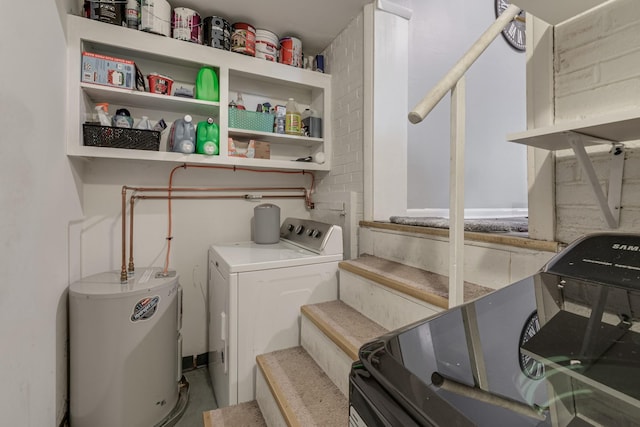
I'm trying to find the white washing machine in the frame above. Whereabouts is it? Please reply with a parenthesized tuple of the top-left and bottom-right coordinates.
(208, 217, 343, 407)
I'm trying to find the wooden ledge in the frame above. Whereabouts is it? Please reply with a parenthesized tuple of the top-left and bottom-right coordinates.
(360, 220, 560, 253)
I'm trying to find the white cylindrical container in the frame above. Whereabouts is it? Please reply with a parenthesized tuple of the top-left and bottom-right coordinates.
(69, 268, 182, 427)
(255, 29, 279, 62)
(254, 203, 281, 244)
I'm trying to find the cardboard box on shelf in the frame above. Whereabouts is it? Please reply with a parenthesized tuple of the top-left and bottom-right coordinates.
(228, 138, 270, 159)
(81, 52, 135, 90)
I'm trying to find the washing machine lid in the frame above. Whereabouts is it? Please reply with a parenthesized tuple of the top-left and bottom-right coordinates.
(69, 267, 179, 297)
(209, 240, 342, 273)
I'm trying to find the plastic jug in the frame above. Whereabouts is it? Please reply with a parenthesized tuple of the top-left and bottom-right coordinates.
(136, 116, 152, 130)
(168, 115, 196, 153)
(195, 66, 219, 102)
(112, 108, 133, 128)
(302, 108, 322, 138)
(285, 98, 301, 135)
(196, 118, 219, 155)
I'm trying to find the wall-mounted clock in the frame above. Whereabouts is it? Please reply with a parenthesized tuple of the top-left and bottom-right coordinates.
(519, 311, 545, 380)
(495, 0, 526, 51)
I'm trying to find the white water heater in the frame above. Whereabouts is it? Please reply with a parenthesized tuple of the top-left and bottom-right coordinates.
(69, 268, 184, 427)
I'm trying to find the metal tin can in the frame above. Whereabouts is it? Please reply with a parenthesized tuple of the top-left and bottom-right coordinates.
(125, 0, 140, 29)
(172, 7, 203, 44)
(255, 29, 279, 62)
(231, 22, 256, 56)
(204, 16, 231, 50)
(85, 0, 125, 26)
(279, 36, 303, 68)
(140, 0, 171, 37)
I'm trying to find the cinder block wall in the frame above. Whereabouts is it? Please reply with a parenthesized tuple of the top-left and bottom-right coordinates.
(312, 12, 365, 256)
(553, 0, 640, 243)
(318, 12, 365, 217)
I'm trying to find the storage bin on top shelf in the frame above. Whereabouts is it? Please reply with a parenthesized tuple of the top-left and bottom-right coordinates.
(228, 108, 274, 133)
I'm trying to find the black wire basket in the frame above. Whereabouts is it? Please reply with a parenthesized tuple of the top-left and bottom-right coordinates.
(83, 123, 161, 151)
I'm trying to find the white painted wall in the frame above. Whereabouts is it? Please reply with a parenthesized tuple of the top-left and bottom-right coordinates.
(368, 4, 409, 221)
(0, 4, 350, 424)
(407, 0, 528, 214)
(0, 1, 82, 425)
(551, 0, 640, 243)
(79, 162, 312, 358)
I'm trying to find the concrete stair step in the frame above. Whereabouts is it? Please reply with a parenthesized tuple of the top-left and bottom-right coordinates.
(300, 300, 388, 396)
(202, 400, 266, 427)
(256, 346, 348, 427)
(339, 254, 493, 331)
(358, 221, 558, 290)
(342, 254, 492, 307)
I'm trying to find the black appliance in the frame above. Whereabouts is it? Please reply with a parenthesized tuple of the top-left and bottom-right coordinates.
(349, 233, 640, 426)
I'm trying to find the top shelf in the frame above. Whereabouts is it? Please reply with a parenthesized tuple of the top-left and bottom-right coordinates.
(70, 15, 331, 88)
(512, 0, 611, 25)
(508, 108, 640, 150)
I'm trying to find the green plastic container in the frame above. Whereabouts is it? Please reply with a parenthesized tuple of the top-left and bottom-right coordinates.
(196, 118, 219, 155)
(195, 66, 219, 102)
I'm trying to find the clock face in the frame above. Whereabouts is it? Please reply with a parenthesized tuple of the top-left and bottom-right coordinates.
(519, 311, 545, 380)
(495, 0, 526, 51)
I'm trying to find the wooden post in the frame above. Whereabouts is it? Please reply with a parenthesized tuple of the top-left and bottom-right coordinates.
(449, 78, 466, 308)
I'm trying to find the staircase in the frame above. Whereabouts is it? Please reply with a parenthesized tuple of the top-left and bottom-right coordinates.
(202, 223, 558, 426)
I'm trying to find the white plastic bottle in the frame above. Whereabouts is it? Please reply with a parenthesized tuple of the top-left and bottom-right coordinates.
(235, 92, 246, 110)
(95, 104, 111, 126)
(136, 116, 152, 130)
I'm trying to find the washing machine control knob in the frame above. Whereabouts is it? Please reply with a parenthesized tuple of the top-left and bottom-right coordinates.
(295, 225, 305, 234)
(286, 224, 295, 232)
(311, 229, 322, 238)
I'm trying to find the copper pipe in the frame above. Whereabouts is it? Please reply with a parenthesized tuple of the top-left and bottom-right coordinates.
(120, 186, 128, 283)
(121, 186, 309, 283)
(134, 195, 306, 200)
(123, 186, 308, 193)
(128, 195, 135, 276)
(120, 163, 316, 283)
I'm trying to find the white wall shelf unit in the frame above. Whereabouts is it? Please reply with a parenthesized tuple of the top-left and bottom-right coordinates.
(66, 14, 332, 172)
(508, 109, 640, 228)
(507, 109, 640, 150)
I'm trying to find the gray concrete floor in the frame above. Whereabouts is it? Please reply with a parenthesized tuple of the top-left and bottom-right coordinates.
(175, 368, 217, 426)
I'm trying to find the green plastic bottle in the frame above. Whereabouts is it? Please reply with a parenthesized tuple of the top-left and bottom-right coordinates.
(195, 67, 219, 102)
(196, 118, 219, 155)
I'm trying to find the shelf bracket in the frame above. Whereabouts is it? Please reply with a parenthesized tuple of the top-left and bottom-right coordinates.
(565, 132, 625, 228)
